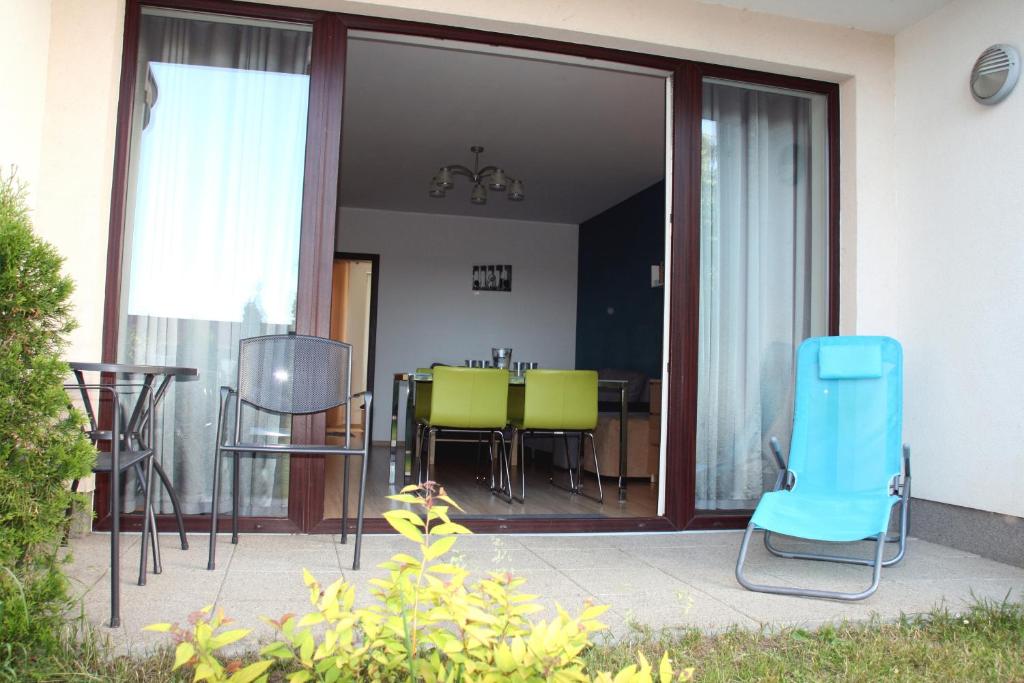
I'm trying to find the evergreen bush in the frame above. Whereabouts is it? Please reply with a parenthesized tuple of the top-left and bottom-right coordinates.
(0, 168, 95, 664)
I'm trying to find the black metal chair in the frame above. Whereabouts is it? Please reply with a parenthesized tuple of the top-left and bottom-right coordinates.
(207, 334, 372, 571)
(65, 382, 158, 628)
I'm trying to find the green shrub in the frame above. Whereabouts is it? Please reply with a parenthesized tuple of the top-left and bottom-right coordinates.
(148, 484, 693, 682)
(0, 168, 95, 663)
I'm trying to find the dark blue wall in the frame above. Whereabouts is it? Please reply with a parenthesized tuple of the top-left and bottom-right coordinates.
(575, 181, 665, 379)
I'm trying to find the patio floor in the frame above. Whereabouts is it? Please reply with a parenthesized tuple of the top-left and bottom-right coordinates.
(64, 530, 1024, 656)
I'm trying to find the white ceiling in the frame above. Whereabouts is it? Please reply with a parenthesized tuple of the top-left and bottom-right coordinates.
(338, 36, 667, 224)
(697, 0, 952, 34)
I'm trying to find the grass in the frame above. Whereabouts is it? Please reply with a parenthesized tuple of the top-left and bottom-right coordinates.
(585, 598, 1024, 682)
(8, 599, 1023, 682)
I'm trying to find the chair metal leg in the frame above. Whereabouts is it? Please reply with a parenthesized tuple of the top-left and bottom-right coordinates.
(109, 419, 121, 628)
(510, 427, 526, 503)
(231, 452, 240, 545)
(353, 452, 369, 571)
(579, 432, 603, 503)
(564, 435, 576, 491)
(414, 422, 424, 485)
(737, 524, 887, 601)
(341, 454, 351, 545)
(488, 430, 514, 503)
(427, 428, 437, 483)
(550, 433, 584, 496)
(352, 394, 372, 570)
(207, 446, 222, 571)
(498, 430, 514, 502)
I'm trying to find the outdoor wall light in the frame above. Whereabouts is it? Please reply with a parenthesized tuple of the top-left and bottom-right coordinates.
(429, 145, 525, 204)
(970, 44, 1020, 105)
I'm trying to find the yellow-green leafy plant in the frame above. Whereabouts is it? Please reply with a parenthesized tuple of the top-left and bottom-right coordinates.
(147, 483, 692, 682)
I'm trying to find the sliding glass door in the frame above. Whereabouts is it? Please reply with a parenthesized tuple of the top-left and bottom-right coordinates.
(106, 0, 839, 532)
(115, 9, 311, 520)
(696, 79, 830, 511)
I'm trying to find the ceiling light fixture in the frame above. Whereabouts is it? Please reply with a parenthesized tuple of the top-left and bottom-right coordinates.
(429, 145, 525, 204)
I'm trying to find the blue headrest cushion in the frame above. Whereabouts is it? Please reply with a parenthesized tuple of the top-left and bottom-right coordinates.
(818, 343, 883, 380)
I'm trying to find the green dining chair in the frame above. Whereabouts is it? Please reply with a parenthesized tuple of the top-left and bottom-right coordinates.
(412, 367, 432, 460)
(417, 366, 513, 501)
(509, 369, 602, 503)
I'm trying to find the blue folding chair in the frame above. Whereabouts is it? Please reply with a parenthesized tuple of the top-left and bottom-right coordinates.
(735, 336, 910, 601)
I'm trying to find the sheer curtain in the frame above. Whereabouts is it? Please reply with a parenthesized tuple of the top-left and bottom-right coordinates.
(117, 11, 311, 516)
(696, 80, 828, 510)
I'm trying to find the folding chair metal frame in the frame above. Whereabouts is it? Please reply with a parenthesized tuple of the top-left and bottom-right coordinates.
(737, 339, 913, 602)
(736, 439, 911, 601)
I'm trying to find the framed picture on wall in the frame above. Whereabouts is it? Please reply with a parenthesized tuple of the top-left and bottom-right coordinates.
(473, 265, 512, 292)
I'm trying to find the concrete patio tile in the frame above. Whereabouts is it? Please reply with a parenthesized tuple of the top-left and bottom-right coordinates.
(637, 545, 774, 590)
(516, 533, 622, 550)
(609, 530, 743, 550)
(229, 540, 342, 573)
(83, 567, 227, 615)
(609, 587, 758, 633)
(64, 530, 1024, 652)
(561, 564, 688, 597)
(64, 533, 143, 577)
(692, 578, 908, 629)
(80, 573, 227, 656)
(528, 546, 637, 570)
(446, 543, 551, 574)
(219, 568, 337, 606)
(887, 577, 1023, 609)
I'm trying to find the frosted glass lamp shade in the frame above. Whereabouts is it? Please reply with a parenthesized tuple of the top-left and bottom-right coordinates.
(470, 183, 487, 204)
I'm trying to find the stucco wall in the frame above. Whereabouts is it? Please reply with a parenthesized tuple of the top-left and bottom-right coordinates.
(895, 0, 1024, 518)
(0, 0, 53, 202)
(21, 0, 125, 362)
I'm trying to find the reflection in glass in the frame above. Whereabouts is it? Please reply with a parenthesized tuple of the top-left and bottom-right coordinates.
(697, 79, 829, 510)
(117, 10, 311, 517)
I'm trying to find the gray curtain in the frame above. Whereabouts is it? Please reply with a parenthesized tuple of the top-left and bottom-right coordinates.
(696, 81, 828, 510)
(118, 13, 312, 516)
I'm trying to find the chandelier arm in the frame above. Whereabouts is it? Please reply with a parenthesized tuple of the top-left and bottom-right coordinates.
(447, 165, 475, 179)
(477, 166, 499, 177)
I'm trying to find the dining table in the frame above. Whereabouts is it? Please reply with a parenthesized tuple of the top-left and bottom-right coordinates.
(388, 371, 631, 502)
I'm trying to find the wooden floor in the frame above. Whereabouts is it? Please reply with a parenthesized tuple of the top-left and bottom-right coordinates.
(324, 441, 659, 520)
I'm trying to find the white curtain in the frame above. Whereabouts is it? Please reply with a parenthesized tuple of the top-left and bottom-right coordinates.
(118, 13, 311, 516)
(696, 80, 828, 510)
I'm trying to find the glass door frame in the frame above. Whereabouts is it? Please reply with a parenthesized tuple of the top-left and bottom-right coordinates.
(99, 0, 839, 535)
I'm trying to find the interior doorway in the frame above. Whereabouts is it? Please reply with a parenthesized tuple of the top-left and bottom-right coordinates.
(324, 252, 379, 519)
(334, 32, 670, 525)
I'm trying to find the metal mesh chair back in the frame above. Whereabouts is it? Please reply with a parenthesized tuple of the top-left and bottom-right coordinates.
(237, 335, 351, 415)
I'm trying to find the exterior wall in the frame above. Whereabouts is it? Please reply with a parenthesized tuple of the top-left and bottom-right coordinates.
(0, 0, 53, 202)
(34, 0, 125, 362)
(19, 0, 945, 511)
(895, 0, 1024, 518)
(336, 207, 579, 440)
